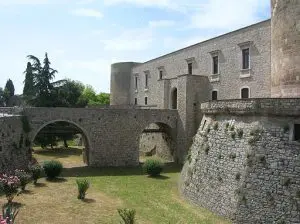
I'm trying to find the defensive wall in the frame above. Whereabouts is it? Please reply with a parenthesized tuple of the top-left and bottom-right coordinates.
(180, 98, 300, 223)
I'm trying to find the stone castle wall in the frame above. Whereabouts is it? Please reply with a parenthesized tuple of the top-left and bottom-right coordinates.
(180, 99, 300, 223)
(0, 115, 31, 172)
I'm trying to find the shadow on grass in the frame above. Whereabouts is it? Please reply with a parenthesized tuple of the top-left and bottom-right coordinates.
(147, 175, 170, 180)
(3, 202, 24, 209)
(19, 189, 34, 195)
(33, 147, 83, 159)
(33, 182, 47, 188)
(62, 162, 182, 178)
(81, 198, 96, 203)
(46, 177, 68, 183)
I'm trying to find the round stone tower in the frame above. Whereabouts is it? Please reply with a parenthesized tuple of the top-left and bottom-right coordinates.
(110, 62, 140, 106)
(271, 0, 300, 97)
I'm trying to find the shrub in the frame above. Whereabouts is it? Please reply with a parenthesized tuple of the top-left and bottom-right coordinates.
(213, 122, 219, 130)
(43, 160, 63, 179)
(142, 158, 164, 177)
(118, 208, 136, 224)
(0, 174, 20, 203)
(29, 164, 43, 185)
(236, 128, 243, 138)
(14, 170, 31, 191)
(76, 179, 90, 200)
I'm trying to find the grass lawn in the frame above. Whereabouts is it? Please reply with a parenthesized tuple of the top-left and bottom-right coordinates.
(0, 148, 231, 224)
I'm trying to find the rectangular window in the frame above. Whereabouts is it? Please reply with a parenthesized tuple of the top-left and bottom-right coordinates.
(213, 56, 219, 74)
(294, 124, 300, 141)
(212, 91, 218, 100)
(135, 76, 138, 90)
(145, 73, 148, 88)
(188, 63, 193, 75)
(134, 98, 137, 105)
(145, 97, 148, 105)
(159, 70, 163, 80)
(242, 48, 250, 69)
(241, 88, 249, 99)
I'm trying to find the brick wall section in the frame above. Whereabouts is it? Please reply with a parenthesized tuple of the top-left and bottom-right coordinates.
(21, 108, 178, 167)
(0, 116, 31, 172)
(130, 20, 271, 108)
(180, 99, 300, 223)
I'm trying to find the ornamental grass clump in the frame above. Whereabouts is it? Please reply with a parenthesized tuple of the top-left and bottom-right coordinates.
(43, 160, 63, 180)
(142, 158, 164, 177)
(1, 203, 19, 224)
(29, 164, 43, 185)
(76, 179, 90, 200)
(0, 174, 20, 203)
(118, 208, 136, 224)
(14, 170, 31, 191)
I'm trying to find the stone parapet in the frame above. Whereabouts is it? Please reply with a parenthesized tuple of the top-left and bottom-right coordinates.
(201, 98, 300, 116)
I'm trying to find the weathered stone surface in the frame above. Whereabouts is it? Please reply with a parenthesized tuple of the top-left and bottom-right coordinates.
(180, 99, 300, 224)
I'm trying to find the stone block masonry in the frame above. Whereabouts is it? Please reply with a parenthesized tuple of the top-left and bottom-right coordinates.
(0, 107, 178, 172)
(180, 99, 300, 223)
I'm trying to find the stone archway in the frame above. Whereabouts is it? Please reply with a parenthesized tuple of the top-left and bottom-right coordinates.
(138, 122, 176, 162)
(31, 119, 92, 166)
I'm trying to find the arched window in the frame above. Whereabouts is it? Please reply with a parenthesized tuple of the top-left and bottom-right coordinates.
(241, 87, 250, 99)
(212, 90, 218, 101)
(171, 88, 177, 109)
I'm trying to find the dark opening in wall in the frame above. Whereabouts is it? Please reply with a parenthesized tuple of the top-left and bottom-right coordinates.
(145, 97, 148, 105)
(212, 91, 218, 100)
(171, 88, 177, 109)
(134, 98, 137, 105)
(294, 124, 300, 141)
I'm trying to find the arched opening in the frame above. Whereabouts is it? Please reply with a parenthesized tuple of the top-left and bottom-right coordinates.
(171, 88, 177, 109)
(241, 87, 250, 99)
(139, 122, 175, 163)
(32, 120, 90, 167)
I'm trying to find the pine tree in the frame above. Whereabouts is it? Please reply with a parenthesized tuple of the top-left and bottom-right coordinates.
(23, 62, 35, 100)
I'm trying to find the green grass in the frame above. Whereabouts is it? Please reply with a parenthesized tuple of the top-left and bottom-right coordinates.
(1, 149, 231, 224)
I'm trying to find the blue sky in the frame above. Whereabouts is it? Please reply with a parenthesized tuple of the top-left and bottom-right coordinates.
(0, 0, 270, 94)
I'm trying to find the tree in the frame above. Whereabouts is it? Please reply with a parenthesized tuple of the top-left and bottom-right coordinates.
(4, 79, 15, 97)
(97, 93, 110, 105)
(26, 53, 58, 107)
(23, 62, 35, 102)
(0, 88, 5, 107)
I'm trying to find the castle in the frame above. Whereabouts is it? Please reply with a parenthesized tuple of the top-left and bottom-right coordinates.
(110, 1, 300, 223)
(0, 0, 299, 223)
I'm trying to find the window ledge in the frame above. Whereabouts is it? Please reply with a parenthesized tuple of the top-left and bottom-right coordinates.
(209, 74, 220, 83)
(144, 88, 149, 92)
(240, 69, 251, 78)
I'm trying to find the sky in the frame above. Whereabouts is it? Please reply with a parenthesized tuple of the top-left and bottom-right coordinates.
(0, 0, 270, 94)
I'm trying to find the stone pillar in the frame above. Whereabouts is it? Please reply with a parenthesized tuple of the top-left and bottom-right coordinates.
(271, 0, 300, 97)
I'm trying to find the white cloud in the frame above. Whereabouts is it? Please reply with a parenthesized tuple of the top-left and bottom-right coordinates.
(190, 0, 270, 30)
(149, 20, 176, 28)
(71, 8, 103, 18)
(100, 28, 153, 51)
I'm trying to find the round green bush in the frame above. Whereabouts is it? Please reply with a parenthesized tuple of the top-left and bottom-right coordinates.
(142, 158, 164, 177)
(43, 160, 63, 179)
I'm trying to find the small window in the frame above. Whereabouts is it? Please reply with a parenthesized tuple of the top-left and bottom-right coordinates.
(135, 76, 138, 90)
(242, 48, 250, 69)
(213, 56, 219, 74)
(241, 88, 249, 99)
(188, 63, 193, 75)
(212, 91, 218, 100)
(159, 70, 163, 80)
(145, 97, 148, 105)
(294, 124, 300, 141)
(145, 73, 148, 88)
(134, 98, 137, 105)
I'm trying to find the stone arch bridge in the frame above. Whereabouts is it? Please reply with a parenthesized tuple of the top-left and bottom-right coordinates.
(0, 107, 178, 168)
